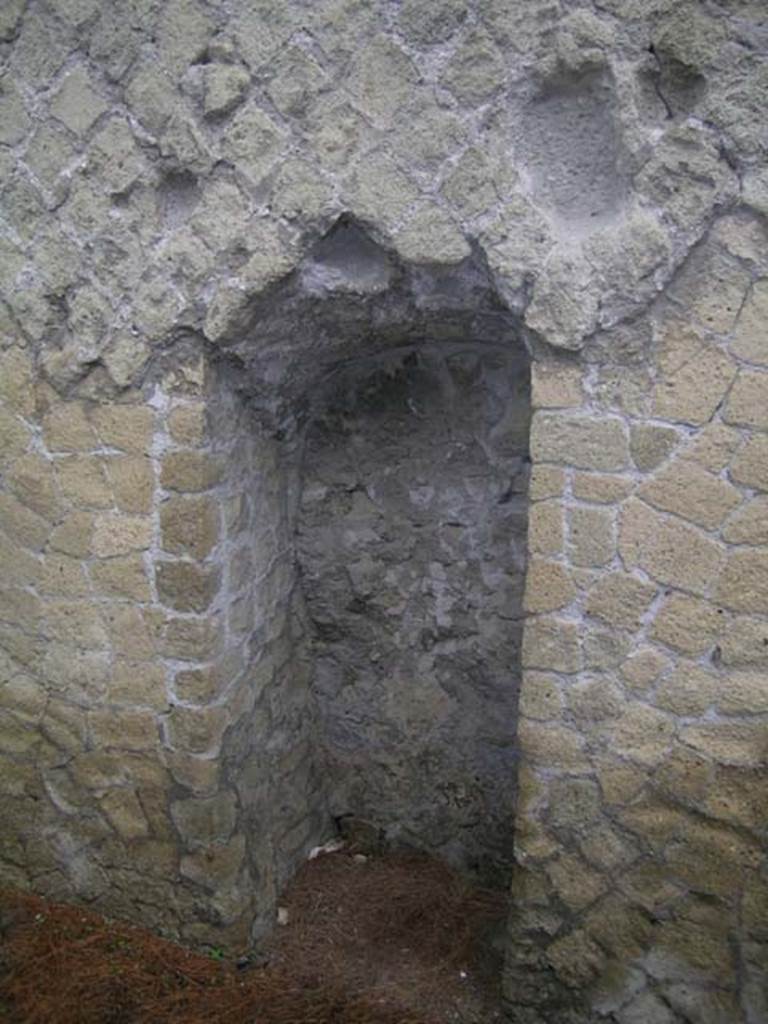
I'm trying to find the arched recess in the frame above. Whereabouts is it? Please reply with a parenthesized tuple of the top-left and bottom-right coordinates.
(189, 217, 533, 930)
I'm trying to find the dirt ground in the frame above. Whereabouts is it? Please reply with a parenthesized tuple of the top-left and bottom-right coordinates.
(0, 849, 508, 1024)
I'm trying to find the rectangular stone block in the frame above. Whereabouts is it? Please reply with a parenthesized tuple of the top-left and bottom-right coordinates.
(531, 412, 630, 471)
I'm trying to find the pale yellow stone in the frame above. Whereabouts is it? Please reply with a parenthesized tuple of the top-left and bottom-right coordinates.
(518, 720, 589, 770)
(722, 496, 768, 544)
(652, 323, 736, 425)
(680, 422, 742, 472)
(566, 677, 623, 724)
(715, 550, 768, 614)
(586, 572, 656, 631)
(531, 362, 583, 408)
(160, 616, 222, 661)
(604, 703, 675, 766)
(720, 615, 768, 667)
(164, 703, 228, 755)
(7, 454, 60, 518)
(105, 456, 154, 514)
(0, 493, 51, 550)
(42, 402, 98, 452)
(90, 708, 159, 751)
(630, 423, 680, 472)
(522, 617, 581, 673)
(655, 661, 718, 715)
(39, 554, 89, 596)
(161, 451, 224, 492)
(638, 460, 741, 531)
(620, 646, 671, 693)
(90, 554, 151, 601)
(90, 405, 154, 454)
(0, 408, 31, 469)
(528, 501, 564, 556)
(531, 412, 629, 471)
(730, 435, 768, 491)
(724, 369, 768, 432)
(528, 466, 565, 501)
(109, 660, 169, 711)
(56, 455, 113, 508)
(156, 560, 221, 613)
(718, 671, 768, 714)
(518, 671, 562, 721)
(571, 472, 634, 504)
(92, 514, 152, 557)
(680, 722, 765, 766)
(649, 593, 722, 655)
(48, 511, 94, 557)
(569, 505, 615, 567)
(101, 605, 158, 659)
(43, 599, 108, 649)
(619, 498, 724, 595)
(731, 278, 768, 366)
(168, 404, 208, 446)
(0, 348, 34, 416)
(524, 559, 576, 613)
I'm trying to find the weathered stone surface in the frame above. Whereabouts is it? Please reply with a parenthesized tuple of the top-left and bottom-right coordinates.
(731, 279, 768, 366)
(629, 424, 679, 472)
(722, 496, 768, 545)
(569, 506, 616, 567)
(92, 515, 152, 558)
(730, 434, 768, 492)
(156, 560, 221, 613)
(723, 370, 768, 432)
(621, 647, 671, 694)
(528, 501, 564, 556)
(650, 594, 721, 656)
(571, 472, 634, 505)
(655, 662, 718, 716)
(715, 550, 768, 614)
(586, 572, 656, 631)
(531, 413, 629, 471)
(619, 499, 724, 595)
(522, 617, 581, 673)
(638, 460, 741, 531)
(652, 324, 737, 426)
(524, 559, 576, 613)
(4, 2, 768, 1009)
(161, 452, 223, 493)
(51, 66, 107, 136)
(171, 791, 237, 848)
(530, 363, 583, 409)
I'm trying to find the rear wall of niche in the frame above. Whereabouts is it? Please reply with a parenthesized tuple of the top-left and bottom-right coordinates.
(205, 221, 533, 893)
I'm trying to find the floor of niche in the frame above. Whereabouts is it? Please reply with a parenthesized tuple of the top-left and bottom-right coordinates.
(0, 851, 507, 1024)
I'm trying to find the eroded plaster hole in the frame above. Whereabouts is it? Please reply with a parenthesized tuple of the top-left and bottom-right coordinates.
(518, 68, 627, 228)
(296, 344, 530, 882)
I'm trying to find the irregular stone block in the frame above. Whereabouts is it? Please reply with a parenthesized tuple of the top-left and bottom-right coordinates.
(531, 412, 629, 471)
(619, 498, 724, 595)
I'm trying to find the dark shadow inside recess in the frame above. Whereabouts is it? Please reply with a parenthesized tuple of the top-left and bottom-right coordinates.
(297, 345, 530, 882)
(210, 216, 532, 887)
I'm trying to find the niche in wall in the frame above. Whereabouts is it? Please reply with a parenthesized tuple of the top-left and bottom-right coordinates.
(297, 345, 530, 880)
(210, 217, 532, 890)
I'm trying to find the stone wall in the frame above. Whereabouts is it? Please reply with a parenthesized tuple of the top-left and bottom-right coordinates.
(1, 1, 767, 1021)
